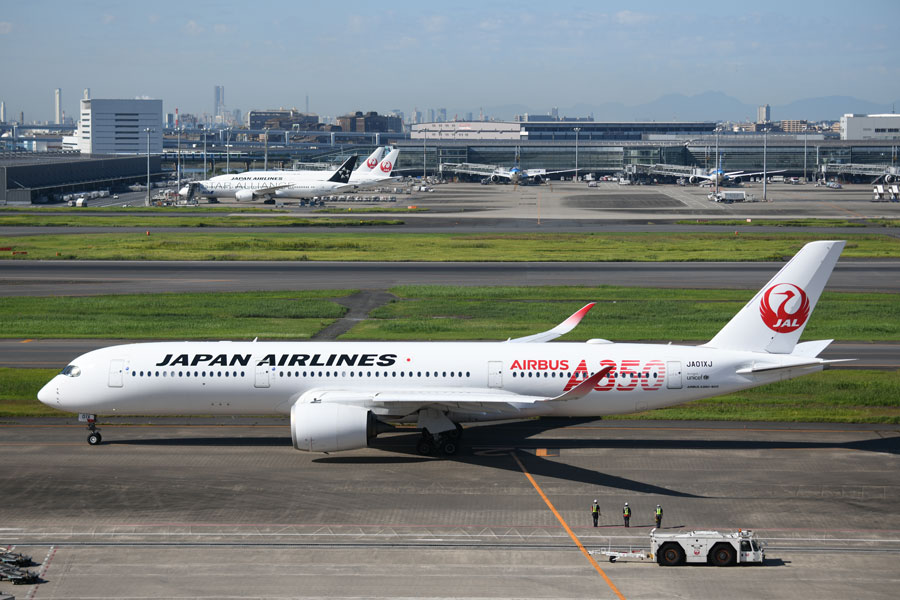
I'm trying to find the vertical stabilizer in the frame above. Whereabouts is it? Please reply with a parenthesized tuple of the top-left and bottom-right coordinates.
(358, 147, 385, 173)
(703, 240, 845, 354)
(376, 148, 399, 177)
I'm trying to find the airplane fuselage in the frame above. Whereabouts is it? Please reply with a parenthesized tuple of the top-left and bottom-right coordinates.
(39, 340, 818, 420)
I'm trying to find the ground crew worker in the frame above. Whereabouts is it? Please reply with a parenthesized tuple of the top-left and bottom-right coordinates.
(623, 502, 631, 527)
(591, 500, 601, 527)
(655, 504, 663, 528)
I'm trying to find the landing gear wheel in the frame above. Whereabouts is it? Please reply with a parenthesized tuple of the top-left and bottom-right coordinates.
(87, 432, 102, 445)
(438, 438, 458, 456)
(416, 438, 435, 455)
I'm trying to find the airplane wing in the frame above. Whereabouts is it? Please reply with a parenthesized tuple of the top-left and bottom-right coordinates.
(304, 368, 613, 417)
(725, 169, 786, 180)
(506, 303, 595, 343)
(441, 163, 504, 178)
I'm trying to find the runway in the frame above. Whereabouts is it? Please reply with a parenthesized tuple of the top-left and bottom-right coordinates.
(2, 258, 899, 296)
(1, 418, 898, 599)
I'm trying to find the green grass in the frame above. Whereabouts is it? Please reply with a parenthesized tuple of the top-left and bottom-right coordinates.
(676, 218, 900, 228)
(342, 286, 900, 342)
(4, 368, 898, 421)
(1, 232, 897, 261)
(0, 291, 355, 339)
(0, 214, 404, 228)
(611, 370, 900, 423)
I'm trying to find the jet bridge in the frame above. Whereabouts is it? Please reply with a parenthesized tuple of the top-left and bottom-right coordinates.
(820, 163, 900, 183)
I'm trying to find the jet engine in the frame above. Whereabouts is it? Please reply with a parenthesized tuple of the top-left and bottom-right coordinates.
(490, 174, 501, 183)
(532, 175, 544, 184)
(886, 174, 895, 183)
(732, 176, 742, 184)
(234, 189, 255, 202)
(689, 176, 698, 185)
(291, 400, 377, 452)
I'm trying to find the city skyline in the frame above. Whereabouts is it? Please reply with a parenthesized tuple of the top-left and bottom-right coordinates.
(2, 0, 899, 123)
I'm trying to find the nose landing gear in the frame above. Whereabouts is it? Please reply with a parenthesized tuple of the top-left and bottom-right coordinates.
(84, 415, 102, 445)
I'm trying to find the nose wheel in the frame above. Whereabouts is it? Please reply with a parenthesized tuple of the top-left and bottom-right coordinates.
(85, 415, 102, 445)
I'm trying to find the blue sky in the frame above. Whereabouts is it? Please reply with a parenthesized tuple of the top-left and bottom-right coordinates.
(2, 0, 898, 122)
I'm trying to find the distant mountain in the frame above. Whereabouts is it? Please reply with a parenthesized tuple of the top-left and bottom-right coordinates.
(457, 92, 900, 123)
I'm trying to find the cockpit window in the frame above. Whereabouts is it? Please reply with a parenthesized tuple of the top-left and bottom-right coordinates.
(61, 365, 82, 377)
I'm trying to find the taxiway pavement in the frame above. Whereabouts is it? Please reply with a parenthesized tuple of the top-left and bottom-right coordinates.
(1, 419, 897, 599)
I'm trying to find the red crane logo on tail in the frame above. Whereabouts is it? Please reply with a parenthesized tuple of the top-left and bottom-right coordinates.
(759, 283, 810, 333)
(380, 160, 393, 173)
(366, 157, 379, 168)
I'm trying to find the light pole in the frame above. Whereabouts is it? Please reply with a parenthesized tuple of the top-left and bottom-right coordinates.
(763, 128, 768, 202)
(573, 127, 581, 182)
(225, 128, 231, 174)
(423, 126, 427, 179)
(176, 127, 181, 190)
(203, 130, 207, 179)
(263, 127, 269, 171)
(803, 125, 808, 182)
(714, 127, 720, 196)
(144, 127, 154, 206)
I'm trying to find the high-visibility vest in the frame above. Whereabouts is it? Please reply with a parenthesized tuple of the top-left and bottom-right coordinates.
(624, 507, 631, 516)
(592, 504, 599, 514)
(656, 507, 662, 516)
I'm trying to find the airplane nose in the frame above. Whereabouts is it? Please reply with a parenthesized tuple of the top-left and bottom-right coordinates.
(37, 379, 57, 407)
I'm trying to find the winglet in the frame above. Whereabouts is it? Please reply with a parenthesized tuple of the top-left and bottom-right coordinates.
(545, 366, 613, 402)
(507, 302, 596, 343)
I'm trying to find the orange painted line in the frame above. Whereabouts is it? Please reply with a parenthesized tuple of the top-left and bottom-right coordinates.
(20, 339, 33, 343)
(511, 452, 626, 600)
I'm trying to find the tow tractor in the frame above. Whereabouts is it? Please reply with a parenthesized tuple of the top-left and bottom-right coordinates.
(594, 529, 766, 566)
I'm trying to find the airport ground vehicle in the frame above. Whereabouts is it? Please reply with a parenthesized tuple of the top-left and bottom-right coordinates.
(599, 529, 765, 566)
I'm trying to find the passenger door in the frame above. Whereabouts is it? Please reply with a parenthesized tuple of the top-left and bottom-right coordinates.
(666, 361, 682, 389)
(108, 359, 125, 388)
(255, 365, 270, 388)
(487, 361, 503, 388)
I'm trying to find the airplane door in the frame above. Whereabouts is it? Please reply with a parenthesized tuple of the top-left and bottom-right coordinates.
(255, 365, 270, 388)
(488, 361, 503, 388)
(666, 361, 682, 389)
(108, 359, 125, 388)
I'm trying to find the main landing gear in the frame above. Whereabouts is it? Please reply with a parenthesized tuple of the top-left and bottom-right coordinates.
(416, 423, 463, 456)
(85, 415, 102, 445)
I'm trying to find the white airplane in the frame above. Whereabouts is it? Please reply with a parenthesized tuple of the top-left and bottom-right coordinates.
(443, 160, 573, 185)
(348, 148, 400, 189)
(38, 240, 849, 455)
(356, 147, 386, 174)
(688, 166, 786, 186)
(179, 156, 357, 202)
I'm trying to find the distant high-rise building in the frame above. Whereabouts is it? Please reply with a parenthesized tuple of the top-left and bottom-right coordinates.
(214, 85, 225, 118)
(0, 101, 5, 123)
(83, 88, 91, 100)
(465, 111, 473, 121)
(551, 106, 559, 119)
(54, 88, 63, 124)
(427, 108, 435, 123)
(757, 104, 771, 124)
(438, 108, 447, 122)
(166, 113, 175, 128)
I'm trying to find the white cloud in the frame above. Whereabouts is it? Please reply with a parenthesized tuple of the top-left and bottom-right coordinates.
(213, 24, 230, 35)
(614, 10, 653, 26)
(422, 15, 447, 33)
(184, 20, 204, 35)
(102, 14, 115, 25)
(0, 21, 12, 35)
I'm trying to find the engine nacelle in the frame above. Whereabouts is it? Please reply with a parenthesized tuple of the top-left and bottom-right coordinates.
(532, 175, 544, 184)
(234, 189, 255, 202)
(291, 400, 376, 452)
(490, 174, 501, 183)
(689, 176, 698, 185)
(732, 176, 742, 184)
(886, 174, 895, 183)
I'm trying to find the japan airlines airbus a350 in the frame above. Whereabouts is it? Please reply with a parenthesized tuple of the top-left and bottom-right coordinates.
(38, 241, 849, 455)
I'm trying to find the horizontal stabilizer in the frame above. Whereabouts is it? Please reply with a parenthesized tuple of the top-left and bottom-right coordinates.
(792, 339, 833, 358)
(736, 359, 853, 375)
(508, 303, 595, 343)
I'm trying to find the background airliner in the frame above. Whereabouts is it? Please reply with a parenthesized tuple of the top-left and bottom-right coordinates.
(179, 155, 357, 202)
(348, 148, 400, 189)
(38, 241, 847, 456)
(442, 160, 575, 184)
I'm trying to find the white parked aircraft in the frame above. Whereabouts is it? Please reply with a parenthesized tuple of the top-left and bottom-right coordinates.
(443, 160, 573, 185)
(348, 148, 400, 189)
(38, 241, 848, 455)
(179, 155, 357, 202)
